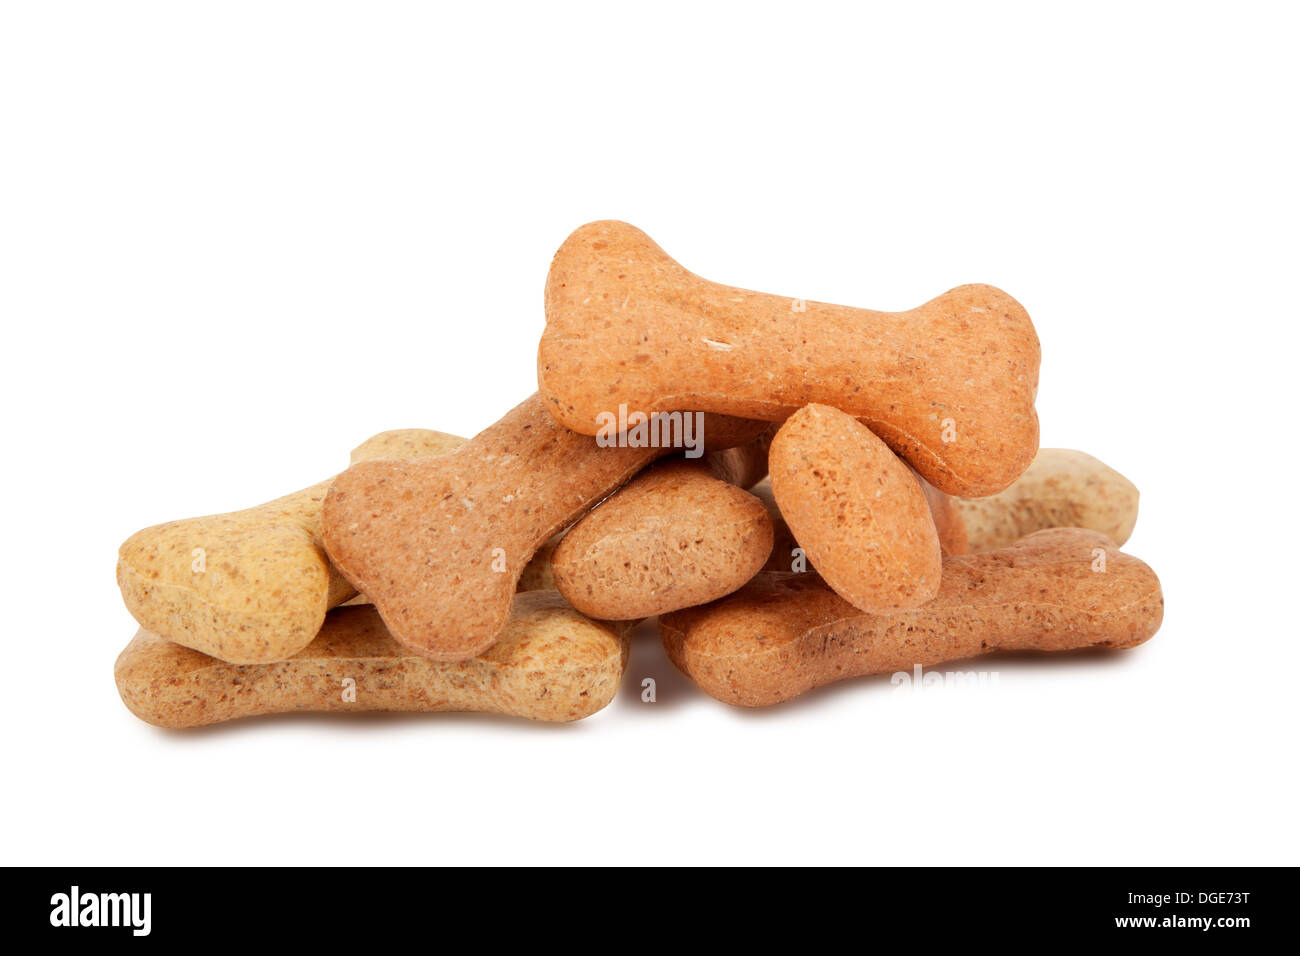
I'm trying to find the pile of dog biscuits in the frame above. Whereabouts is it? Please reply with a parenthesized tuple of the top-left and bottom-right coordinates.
(115, 220, 1162, 727)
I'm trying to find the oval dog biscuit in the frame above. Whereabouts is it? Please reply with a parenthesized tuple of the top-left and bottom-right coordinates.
(551, 459, 774, 619)
(768, 404, 943, 613)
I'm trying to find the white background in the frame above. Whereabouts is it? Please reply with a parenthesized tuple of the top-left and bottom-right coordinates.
(2, 1, 1296, 866)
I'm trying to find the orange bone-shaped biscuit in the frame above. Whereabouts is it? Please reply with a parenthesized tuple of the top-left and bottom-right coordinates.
(322, 393, 766, 661)
(660, 528, 1162, 706)
(539, 220, 1041, 496)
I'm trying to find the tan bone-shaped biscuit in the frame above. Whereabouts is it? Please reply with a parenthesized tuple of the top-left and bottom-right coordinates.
(116, 429, 467, 665)
(955, 448, 1139, 551)
(116, 591, 631, 727)
(321, 393, 766, 661)
(768, 403, 943, 613)
(551, 458, 774, 619)
(539, 220, 1041, 496)
(660, 528, 1163, 706)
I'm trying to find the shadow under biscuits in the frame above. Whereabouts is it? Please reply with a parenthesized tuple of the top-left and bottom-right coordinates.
(613, 619, 704, 714)
(705, 641, 1160, 719)
(119, 699, 612, 738)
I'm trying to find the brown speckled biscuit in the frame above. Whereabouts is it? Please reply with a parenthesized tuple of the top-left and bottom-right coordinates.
(321, 393, 765, 662)
(116, 429, 466, 665)
(551, 459, 774, 619)
(755, 469, 968, 572)
(956, 448, 1139, 551)
(769, 404, 942, 613)
(116, 591, 631, 727)
(752, 470, 967, 575)
(660, 528, 1163, 707)
(518, 426, 773, 601)
(539, 220, 1040, 496)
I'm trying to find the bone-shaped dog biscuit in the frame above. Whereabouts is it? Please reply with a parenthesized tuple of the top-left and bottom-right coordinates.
(116, 591, 630, 727)
(117, 429, 467, 665)
(955, 448, 1139, 551)
(539, 220, 1041, 496)
(768, 403, 943, 613)
(322, 393, 766, 661)
(660, 528, 1162, 706)
(551, 459, 773, 619)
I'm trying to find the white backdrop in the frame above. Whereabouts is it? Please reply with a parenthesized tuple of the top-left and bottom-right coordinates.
(2, 1, 1296, 865)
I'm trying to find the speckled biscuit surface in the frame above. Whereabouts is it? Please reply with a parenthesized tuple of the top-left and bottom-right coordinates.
(116, 591, 631, 727)
(753, 470, 966, 574)
(955, 448, 1139, 551)
(539, 220, 1040, 496)
(551, 459, 774, 619)
(348, 429, 469, 466)
(661, 528, 1163, 706)
(321, 394, 764, 661)
(116, 429, 466, 665)
(769, 404, 942, 613)
(517, 426, 772, 600)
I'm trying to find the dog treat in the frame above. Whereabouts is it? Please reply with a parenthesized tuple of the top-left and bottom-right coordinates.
(116, 591, 631, 727)
(768, 404, 943, 613)
(111, 221, 1159, 733)
(520, 426, 773, 602)
(661, 528, 1163, 706)
(322, 393, 766, 662)
(551, 459, 774, 619)
(116, 429, 467, 665)
(955, 448, 1139, 551)
(539, 220, 1040, 496)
